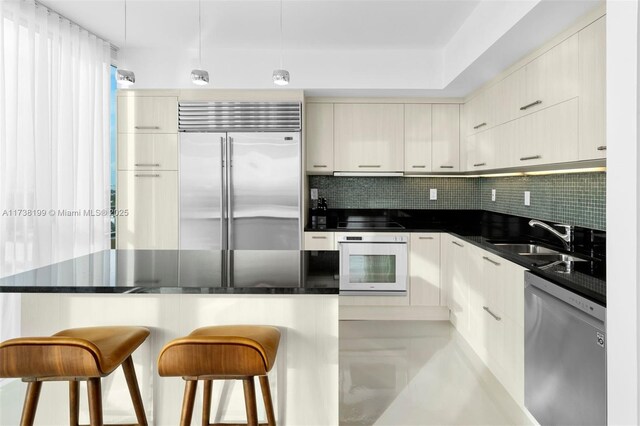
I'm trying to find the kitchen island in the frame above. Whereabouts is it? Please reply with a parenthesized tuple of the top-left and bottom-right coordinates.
(0, 250, 339, 426)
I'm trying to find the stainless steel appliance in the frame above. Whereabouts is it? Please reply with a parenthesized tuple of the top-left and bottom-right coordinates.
(179, 102, 301, 250)
(524, 271, 606, 426)
(338, 235, 408, 295)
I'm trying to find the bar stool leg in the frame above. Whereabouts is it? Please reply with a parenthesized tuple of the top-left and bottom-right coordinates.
(180, 380, 198, 426)
(202, 379, 213, 426)
(87, 378, 104, 426)
(69, 380, 80, 426)
(243, 377, 258, 426)
(259, 376, 276, 426)
(121, 355, 148, 426)
(20, 381, 42, 426)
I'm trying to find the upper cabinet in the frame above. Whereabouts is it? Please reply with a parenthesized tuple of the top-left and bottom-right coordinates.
(404, 104, 432, 172)
(305, 103, 334, 173)
(579, 17, 606, 160)
(432, 105, 461, 171)
(461, 12, 605, 171)
(118, 96, 178, 134)
(520, 34, 579, 116)
(334, 103, 404, 172)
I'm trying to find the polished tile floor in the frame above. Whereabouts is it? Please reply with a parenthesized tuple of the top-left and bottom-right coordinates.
(339, 320, 533, 426)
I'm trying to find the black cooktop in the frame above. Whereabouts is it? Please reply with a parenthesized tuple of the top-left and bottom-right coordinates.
(337, 216, 405, 230)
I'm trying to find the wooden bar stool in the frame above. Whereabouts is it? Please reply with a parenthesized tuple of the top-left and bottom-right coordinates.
(0, 326, 150, 426)
(158, 325, 281, 426)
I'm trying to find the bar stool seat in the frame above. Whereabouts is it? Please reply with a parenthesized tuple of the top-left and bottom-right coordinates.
(0, 326, 150, 426)
(158, 325, 281, 426)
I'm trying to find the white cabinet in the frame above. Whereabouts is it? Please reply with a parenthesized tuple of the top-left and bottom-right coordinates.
(404, 104, 432, 172)
(493, 69, 526, 126)
(305, 103, 335, 173)
(465, 245, 526, 406)
(117, 96, 178, 133)
(409, 233, 441, 306)
(304, 232, 335, 250)
(515, 98, 578, 167)
(464, 91, 494, 136)
(117, 134, 178, 171)
(466, 129, 494, 171)
(521, 34, 579, 116)
(432, 104, 460, 171)
(334, 104, 404, 172)
(441, 234, 472, 337)
(579, 16, 606, 160)
(116, 171, 178, 249)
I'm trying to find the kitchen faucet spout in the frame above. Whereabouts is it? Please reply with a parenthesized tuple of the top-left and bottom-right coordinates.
(528, 220, 574, 250)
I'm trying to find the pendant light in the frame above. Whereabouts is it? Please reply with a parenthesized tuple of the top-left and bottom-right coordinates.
(272, 0, 290, 86)
(116, 0, 135, 86)
(191, 0, 209, 86)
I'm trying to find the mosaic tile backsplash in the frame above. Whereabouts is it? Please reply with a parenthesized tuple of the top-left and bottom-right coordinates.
(309, 172, 606, 230)
(308, 176, 480, 210)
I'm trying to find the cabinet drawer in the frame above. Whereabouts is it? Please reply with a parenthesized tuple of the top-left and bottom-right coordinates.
(304, 232, 335, 250)
(116, 171, 178, 249)
(117, 133, 178, 170)
(118, 96, 178, 133)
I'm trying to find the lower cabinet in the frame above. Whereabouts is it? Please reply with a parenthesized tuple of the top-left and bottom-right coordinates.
(303, 232, 335, 250)
(409, 233, 441, 306)
(116, 171, 178, 249)
(443, 234, 526, 406)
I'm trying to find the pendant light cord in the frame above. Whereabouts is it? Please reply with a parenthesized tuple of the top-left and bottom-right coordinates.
(199, 0, 202, 68)
(123, 0, 127, 66)
(279, 0, 283, 69)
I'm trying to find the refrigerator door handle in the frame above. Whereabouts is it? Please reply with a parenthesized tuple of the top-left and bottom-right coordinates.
(221, 136, 227, 250)
(226, 136, 233, 249)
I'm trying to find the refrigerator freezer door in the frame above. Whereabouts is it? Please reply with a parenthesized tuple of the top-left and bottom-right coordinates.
(180, 133, 226, 249)
(228, 132, 300, 249)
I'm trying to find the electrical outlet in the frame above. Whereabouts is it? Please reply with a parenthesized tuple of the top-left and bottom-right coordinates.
(524, 191, 531, 206)
(430, 188, 437, 200)
(310, 188, 318, 200)
(491, 189, 496, 202)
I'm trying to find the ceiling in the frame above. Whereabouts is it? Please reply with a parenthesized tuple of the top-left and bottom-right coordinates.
(38, 0, 482, 50)
(37, 0, 603, 96)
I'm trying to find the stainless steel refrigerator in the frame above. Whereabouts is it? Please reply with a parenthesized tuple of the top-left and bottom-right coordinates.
(178, 102, 301, 250)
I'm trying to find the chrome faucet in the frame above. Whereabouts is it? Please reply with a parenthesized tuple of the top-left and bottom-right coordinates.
(529, 220, 574, 250)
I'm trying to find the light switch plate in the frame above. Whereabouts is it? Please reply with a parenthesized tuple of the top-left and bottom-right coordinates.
(430, 189, 437, 200)
(491, 189, 496, 202)
(524, 191, 531, 206)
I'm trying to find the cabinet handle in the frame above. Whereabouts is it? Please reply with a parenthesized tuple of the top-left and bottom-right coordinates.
(134, 126, 160, 129)
(473, 163, 486, 167)
(134, 163, 160, 167)
(411, 165, 427, 168)
(313, 165, 328, 168)
(482, 256, 500, 266)
(483, 306, 502, 321)
(597, 146, 607, 151)
(134, 279, 160, 284)
(473, 122, 487, 130)
(311, 236, 327, 239)
(520, 100, 542, 110)
(452, 241, 463, 247)
(520, 155, 541, 161)
(440, 165, 454, 169)
(419, 236, 434, 240)
(135, 174, 160, 177)
(358, 165, 381, 168)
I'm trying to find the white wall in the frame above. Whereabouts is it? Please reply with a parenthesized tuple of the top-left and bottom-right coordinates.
(607, 1, 640, 424)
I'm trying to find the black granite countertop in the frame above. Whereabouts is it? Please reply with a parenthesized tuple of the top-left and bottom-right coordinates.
(307, 209, 606, 306)
(0, 250, 339, 295)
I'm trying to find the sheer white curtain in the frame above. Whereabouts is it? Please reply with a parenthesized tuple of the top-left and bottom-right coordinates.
(0, 1, 111, 342)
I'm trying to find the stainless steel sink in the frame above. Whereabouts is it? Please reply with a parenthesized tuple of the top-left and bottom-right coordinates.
(491, 243, 562, 255)
(523, 254, 588, 263)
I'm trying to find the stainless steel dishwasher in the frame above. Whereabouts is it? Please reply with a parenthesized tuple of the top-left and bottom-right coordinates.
(525, 271, 606, 426)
